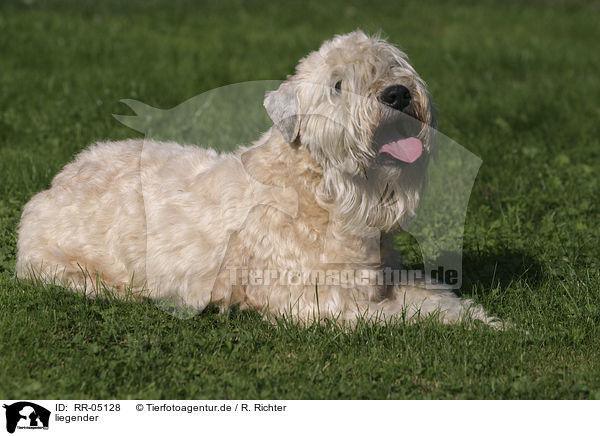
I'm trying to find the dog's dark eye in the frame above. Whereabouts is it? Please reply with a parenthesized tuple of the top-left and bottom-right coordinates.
(334, 80, 342, 93)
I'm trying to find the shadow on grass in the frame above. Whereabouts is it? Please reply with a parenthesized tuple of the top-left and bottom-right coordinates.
(460, 249, 544, 296)
(392, 230, 544, 297)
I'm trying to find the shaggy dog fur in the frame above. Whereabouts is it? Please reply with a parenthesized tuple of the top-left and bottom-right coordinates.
(16, 31, 498, 326)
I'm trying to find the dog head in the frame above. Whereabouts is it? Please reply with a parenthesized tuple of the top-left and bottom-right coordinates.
(265, 30, 436, 232)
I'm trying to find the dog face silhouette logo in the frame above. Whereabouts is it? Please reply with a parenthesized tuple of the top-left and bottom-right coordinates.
(3, 402, 50, 434)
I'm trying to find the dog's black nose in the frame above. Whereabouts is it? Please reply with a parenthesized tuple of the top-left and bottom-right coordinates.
(380, 85, 412, 111)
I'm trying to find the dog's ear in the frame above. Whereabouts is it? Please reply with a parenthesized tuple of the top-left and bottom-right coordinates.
(264, 81, 300, 143)
(423, 97, 438, 158)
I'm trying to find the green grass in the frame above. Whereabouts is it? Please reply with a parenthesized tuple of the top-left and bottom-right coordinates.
(1, 0, 600, 399)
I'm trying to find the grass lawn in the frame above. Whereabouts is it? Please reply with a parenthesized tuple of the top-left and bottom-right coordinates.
(1, 0, 599, 399)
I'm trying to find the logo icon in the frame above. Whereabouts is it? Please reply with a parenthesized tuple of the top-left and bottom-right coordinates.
(3, 402, 50, 434)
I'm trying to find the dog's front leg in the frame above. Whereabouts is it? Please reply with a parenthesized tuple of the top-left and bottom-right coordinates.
(384, 284, 504, 327)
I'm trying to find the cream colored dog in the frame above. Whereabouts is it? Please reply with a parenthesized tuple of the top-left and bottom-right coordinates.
(16, 31, 498, 326)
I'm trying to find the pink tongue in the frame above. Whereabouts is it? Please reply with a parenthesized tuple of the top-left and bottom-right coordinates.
(378, 137, 423, 163)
